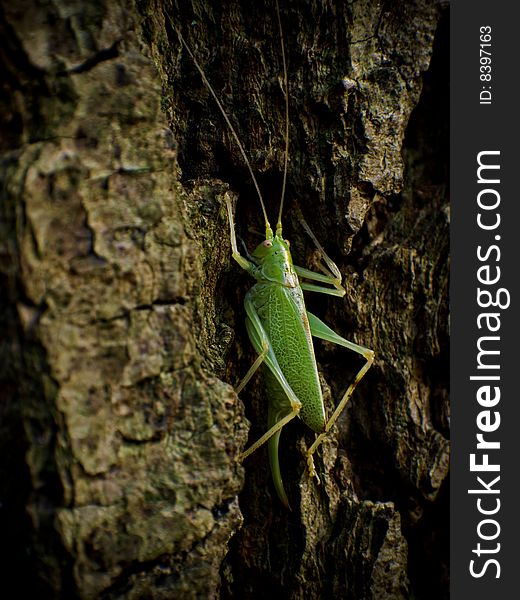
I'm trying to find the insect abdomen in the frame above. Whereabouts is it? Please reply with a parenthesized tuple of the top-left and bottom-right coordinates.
(250, 283, 326, 433)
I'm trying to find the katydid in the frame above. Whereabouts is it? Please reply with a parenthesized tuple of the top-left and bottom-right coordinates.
(175, 3, 374, 507)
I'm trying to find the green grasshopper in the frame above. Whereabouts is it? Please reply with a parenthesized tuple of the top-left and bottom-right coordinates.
(175, 4, 374, 506)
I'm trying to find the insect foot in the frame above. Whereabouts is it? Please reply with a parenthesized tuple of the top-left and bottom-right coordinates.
(306, 454, 321, 485)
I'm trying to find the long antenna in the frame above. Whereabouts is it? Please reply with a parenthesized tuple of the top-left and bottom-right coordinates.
(275, 0, 289, 235)
(173, 20, 272, 232)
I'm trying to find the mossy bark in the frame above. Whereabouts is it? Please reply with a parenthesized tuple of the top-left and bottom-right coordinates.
(0, 1, 449, 598)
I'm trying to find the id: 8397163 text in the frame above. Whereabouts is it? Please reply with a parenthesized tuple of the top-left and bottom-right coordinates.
(480, 26, 492, 105)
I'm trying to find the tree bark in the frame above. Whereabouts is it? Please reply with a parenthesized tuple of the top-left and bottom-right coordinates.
(0, 0, 449, 598)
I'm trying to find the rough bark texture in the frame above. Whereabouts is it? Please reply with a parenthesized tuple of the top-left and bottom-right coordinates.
(0, 0, 449, 598)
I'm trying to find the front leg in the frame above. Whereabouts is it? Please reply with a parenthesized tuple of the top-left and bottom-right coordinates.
(294, 265, 346, 297)
(224, 191, 257, 273)
(294, 203, 345, 296)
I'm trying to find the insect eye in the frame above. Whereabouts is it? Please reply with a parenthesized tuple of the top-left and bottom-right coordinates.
(263, 240, 273, 248)
(284, 239, 290, 247)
